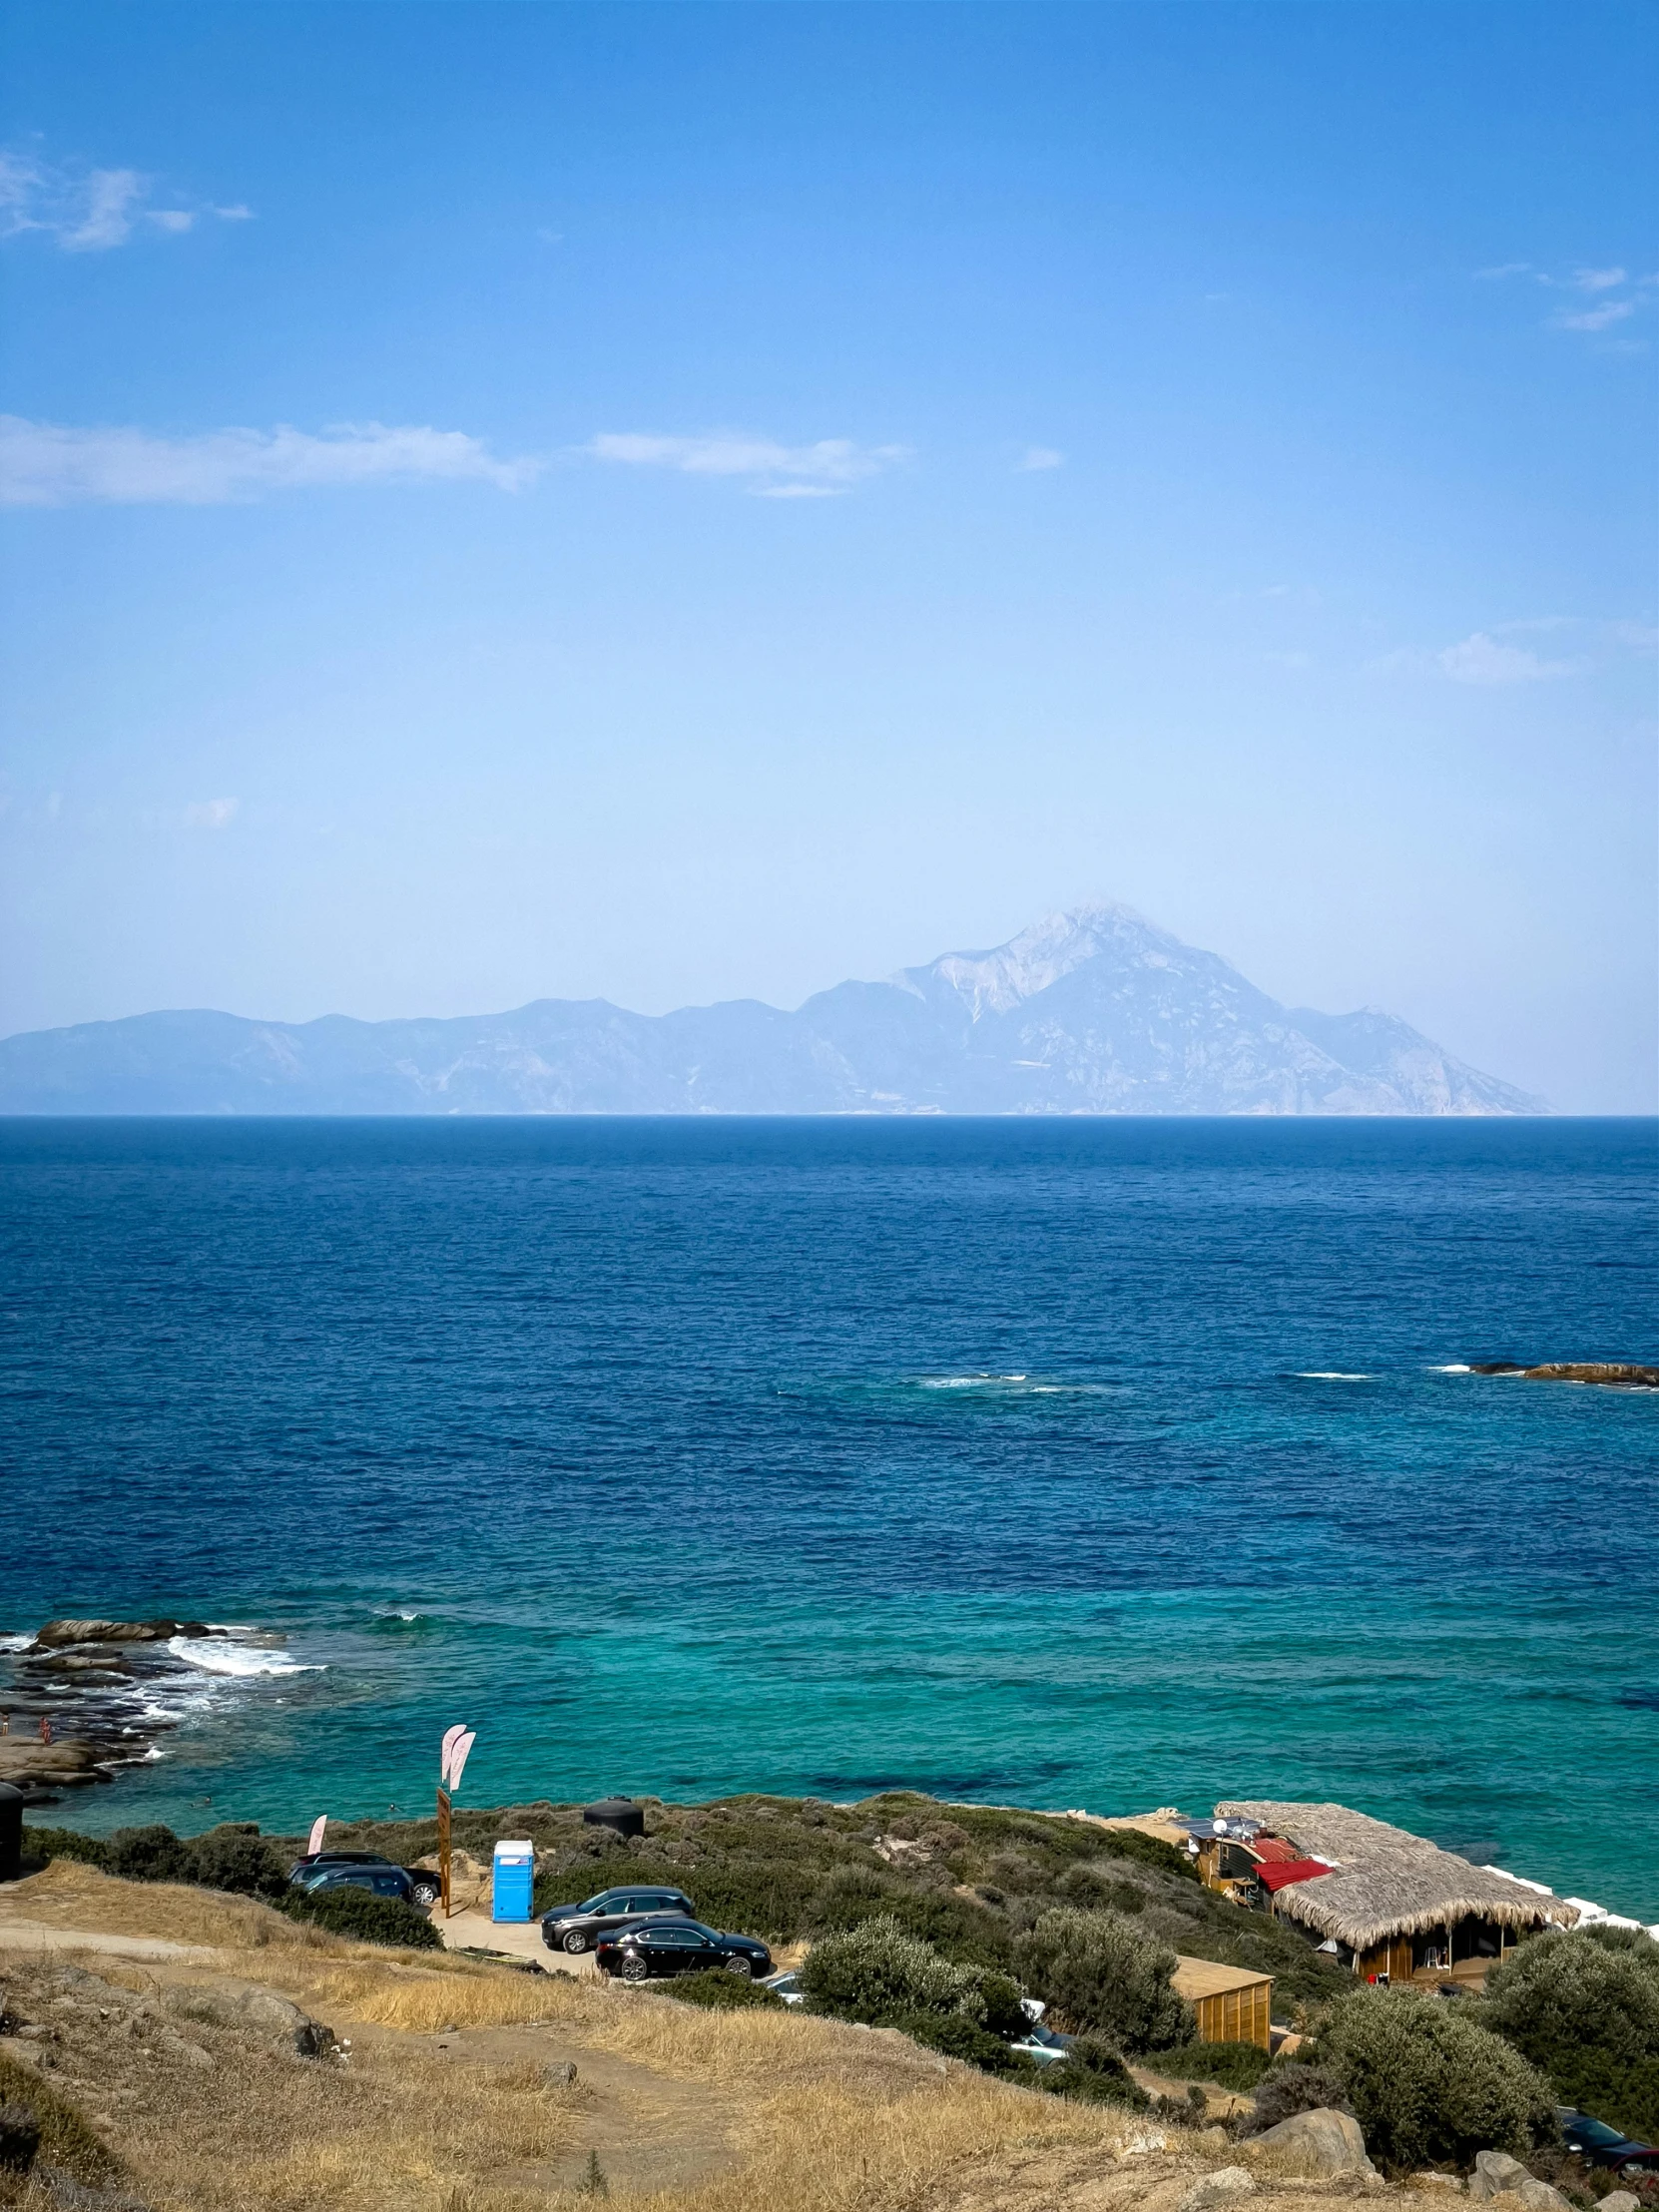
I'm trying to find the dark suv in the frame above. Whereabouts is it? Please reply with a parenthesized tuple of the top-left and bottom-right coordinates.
(298, 1863, 414, 1903)
(596, 1920, 773, 1982)
(287, 1850, 440, 1907)
(539, 1885, 695, 1953)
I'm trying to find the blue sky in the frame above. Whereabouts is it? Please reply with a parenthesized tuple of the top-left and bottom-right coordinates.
(1, 1, 1654, 1108)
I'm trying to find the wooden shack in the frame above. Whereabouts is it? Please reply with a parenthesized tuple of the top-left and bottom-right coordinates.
(1171, 1955, 1273, 2049)
(1215, 1799, 1578, 1985)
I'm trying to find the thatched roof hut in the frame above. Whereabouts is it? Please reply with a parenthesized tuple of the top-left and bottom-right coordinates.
(1214, 1800, 1578, 1954)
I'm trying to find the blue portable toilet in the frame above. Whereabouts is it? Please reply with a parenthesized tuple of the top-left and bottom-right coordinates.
(492, 1838, 534, 1924)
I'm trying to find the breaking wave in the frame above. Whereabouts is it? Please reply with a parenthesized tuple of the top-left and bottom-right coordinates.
(166, 1635, 319, 1677)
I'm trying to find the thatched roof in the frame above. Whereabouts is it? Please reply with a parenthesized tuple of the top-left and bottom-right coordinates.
(1215, 1800, 1579, 1951)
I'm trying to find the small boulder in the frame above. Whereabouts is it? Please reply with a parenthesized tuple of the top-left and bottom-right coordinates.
(32, 1620, 209, 1650)
(1177, 2169, 1257, 2212)
(541, 2060, 578, 2087)
(1252, 2108, 1377, 2181)
(1599, 2195, 1640, 2212)
(1513, 2185, 1571, 2212)
(161, 1981, 335, 2058)
(1469, 2151, 1531, 2202)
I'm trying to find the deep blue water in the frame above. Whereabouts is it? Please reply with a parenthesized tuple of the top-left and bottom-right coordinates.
(2, 1118, 1656, 1916)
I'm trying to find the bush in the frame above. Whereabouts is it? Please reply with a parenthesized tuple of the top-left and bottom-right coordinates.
(893, 2009, 1033, 2074)
(802, 1915, 984, 2024)
(1480, 1929, 1659, 2145)
(1152, 2039, 1276, 2091)
(1014, 1909, 1195, 2052)
(661, 1970, 784, 2011)
(282, 1887, 442, 1950)
(185, 1827, 291, 1901)
(1246, 2060, 1353, 2134)
(1039, 2031, 1152, 2108)
(20, 1826, 110, 1870)
(1316, 1988, 1557, 2175)
(104, 1825, 192, 1884)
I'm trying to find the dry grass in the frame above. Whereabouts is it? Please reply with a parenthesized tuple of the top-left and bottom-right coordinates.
(0, 1860, 327, 1950)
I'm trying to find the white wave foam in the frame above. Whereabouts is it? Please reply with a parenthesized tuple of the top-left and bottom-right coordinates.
(1294, 1372, 1373, 1382)
(166, 1635, 318, 1678)
(1429, 1365, 1472, 1374)
(0, 1633, 33, 1653)
(918, 1374, 1029, 1388)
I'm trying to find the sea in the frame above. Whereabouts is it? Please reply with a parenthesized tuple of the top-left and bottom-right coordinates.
(2, 1117, 1655, 1919)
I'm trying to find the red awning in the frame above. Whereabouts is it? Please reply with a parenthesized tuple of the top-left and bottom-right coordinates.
(1257, 1859, 1330, 1893)
(1249, 1837, 1304, 1865)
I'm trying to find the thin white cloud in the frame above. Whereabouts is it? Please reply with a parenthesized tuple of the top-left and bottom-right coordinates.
(1475, 262, 1531, 279)
(1572, 267, 1627, 291)
(584, 430, 907, 495)
(1019, 446, 1064, 471)
(183, 798, 238, 830)
(0, 417, 540, 506)
(1436, 632, 1576, 685)
(0, 147, 251, 252)
(1555, 298, 1635, 333)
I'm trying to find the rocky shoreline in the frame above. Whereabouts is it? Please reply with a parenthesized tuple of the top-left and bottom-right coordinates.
(0, 1619, 231, 1796)
(1468, 1361, 1659, 1388)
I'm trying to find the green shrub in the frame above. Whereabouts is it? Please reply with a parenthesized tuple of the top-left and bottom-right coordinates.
(660, 1970, 785, 2011)
(1038, 2031, 1152, 2108)
(19, 1826, 110, 1870)
(104, 1824, 192, 1884)
(1480, 1929, 1659, 2145)
(802, 1915, 984, 2024)
(1246, 2060, 1352, 2134)
(1152, 2039, 1275, 2090)
(282, 1887, 442, 1950)
(1014, 1909, 1194, 2052)
(1316, 1987, 1557, 2175)
(185, 1827, 291, 1901)
(891, 2009, 1033, 2075)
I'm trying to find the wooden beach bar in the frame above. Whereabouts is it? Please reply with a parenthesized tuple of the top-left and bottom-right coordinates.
(1215, 1799, 1578, 1986)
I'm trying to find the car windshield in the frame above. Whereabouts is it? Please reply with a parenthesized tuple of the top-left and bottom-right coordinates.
(1572, 2120, 1628, 2148)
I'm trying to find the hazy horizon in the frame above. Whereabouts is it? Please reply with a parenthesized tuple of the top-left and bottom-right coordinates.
(3, 2, 1655, 1111)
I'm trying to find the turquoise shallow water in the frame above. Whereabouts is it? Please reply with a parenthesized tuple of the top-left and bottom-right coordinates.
(2, 1117, 1656, 1915)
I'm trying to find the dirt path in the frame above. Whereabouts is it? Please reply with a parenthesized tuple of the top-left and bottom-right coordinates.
(352, 2016, 742, 2196)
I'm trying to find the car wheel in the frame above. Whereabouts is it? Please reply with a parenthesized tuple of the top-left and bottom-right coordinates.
(621, 1953, 649, 1982)
(722, 1953, 753, 1977)
(409, 1878, 440, 1907)
(563, 1930, 589, 1954)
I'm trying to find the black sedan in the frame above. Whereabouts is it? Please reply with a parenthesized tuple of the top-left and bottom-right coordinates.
(595, 1920, 773, 1982)
(539, 1884, 696, 1954)
(1559, 2111, 1659, 2174)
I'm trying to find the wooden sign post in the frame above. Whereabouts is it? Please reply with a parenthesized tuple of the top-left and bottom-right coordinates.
(436, 1787, 452, 1919)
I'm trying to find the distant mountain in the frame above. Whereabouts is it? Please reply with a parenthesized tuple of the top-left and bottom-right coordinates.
(0, 903, 1545, 1116)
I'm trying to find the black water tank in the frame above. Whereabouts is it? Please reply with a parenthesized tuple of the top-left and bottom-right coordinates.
(0, 1784, 23, 1883)
(582, 1796, 644, 1841)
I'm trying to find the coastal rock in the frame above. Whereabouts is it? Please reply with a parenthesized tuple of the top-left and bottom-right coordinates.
(1470, 2152, 1537, 2201)
(0, 1739, 110, 1790)
(1598, 2194, 1641, 2212)
(31, 1622, 211, 1651)
(1251, 2107, 1377, 2180)
(160, 1981, 336, 2058)
(1176, 2168, 1256, 2211)
(1522, 1364, 1659, 1389)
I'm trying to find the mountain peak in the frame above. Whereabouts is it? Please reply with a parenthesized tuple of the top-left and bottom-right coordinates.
(900, 899, 1182, 1019)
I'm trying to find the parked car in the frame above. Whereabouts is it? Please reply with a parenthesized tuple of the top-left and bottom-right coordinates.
(760, 1968, 805, 2006)
(539, 1884, 695, 1954)
(1008, 1997, 1075, 2066)
(595, 1919, 773, 1982)
(287, 1849, 440, 1905)
(296, 1863, 415, 1903)
(1558, 2111, 1659, 2174)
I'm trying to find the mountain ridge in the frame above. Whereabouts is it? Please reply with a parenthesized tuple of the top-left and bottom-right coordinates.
(0, 902, 1546, 1115)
